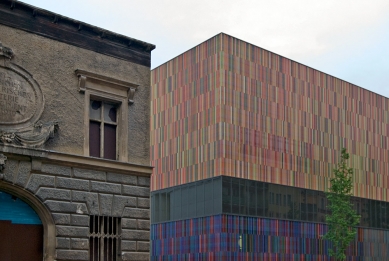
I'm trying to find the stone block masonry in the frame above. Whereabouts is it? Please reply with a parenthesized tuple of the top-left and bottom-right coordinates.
(1, 157, 151, 261)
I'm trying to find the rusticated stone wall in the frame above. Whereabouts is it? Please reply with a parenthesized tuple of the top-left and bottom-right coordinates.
(1, 153, 151, 261)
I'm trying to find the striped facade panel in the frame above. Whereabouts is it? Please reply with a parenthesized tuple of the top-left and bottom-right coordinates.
(218, 34, 389, 201)
(151, 33, 389, 202)
(151, 36, 225, 191)
(151, 215, 389, 260)
(220, 35, 389, 201)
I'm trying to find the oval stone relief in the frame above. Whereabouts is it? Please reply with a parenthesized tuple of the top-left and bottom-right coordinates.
(0, 62, 44, 131)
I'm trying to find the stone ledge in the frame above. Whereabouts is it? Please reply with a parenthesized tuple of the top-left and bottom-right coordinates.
(0, 144, 152, 176)
(121, 252, 149, 261)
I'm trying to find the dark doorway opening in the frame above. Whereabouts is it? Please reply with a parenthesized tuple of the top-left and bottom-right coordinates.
(0, 191, 43, 261)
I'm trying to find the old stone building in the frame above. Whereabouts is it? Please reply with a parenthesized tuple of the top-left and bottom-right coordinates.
(0, 0, 154, 260)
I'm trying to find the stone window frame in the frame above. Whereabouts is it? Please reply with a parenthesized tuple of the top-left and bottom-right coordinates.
(76, 69, 138, 162)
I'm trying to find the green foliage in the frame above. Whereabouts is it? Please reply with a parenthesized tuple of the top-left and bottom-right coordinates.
(323, 148, 360, 261)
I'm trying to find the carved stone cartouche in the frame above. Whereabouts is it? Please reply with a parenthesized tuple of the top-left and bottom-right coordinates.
(0, 41, 57, 148)
(0, 121, 59, 148)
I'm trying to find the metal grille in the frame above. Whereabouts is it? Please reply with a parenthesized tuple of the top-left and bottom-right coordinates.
(89, 216, 121, 261)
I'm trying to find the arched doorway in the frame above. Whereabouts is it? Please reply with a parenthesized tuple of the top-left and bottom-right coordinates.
(0, 183, 55, 261)
(0, 191, 43, 260)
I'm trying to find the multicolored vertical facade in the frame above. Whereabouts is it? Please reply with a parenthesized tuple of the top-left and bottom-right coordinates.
(150, 33, 389, 260)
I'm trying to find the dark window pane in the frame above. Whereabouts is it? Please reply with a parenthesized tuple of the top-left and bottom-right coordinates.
(181, 186, 188, 219)
(370, 201, 377, 228)
(286, 193, 293, 220)
(213, 179, 222, 214)
(172, 188, 181, 220)
(231, 180, 240, 214)
(263, 183, 270, 217)
(90, 100, 101, 119)
(222, 179, 232, 213)
(151, 194, 155, 223)
(384, 202, 389, 229)
(240, 181, 247, 215)
(360, 198, 369, 227)
(153, 193, 160, 222)
(381, 201, 386, 229)
(204, 181, 213, 215)
(104, 124, 116, 160)
(89, 121, 100, 157)
(306, 190, 318, 222)
(188, 185, 196, 217)
(257, 182, 265, 216)
(197, 182, 204, 216)
(160, 193, 167, 222)
(318, 192, 327, 222)
(292, 189, 300, 220)
(166, 192, 171, 221)
(300, 190, 307, 221)
(268, 184, 279, 218)
(376, 201, 382, 228)
(248, 182, 256, 216)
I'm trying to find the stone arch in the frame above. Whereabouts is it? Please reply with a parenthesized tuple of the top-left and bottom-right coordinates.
(0, 181, 55, 261)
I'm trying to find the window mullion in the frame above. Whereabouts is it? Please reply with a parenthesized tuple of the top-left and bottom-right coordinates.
(100, 103, 104, 158)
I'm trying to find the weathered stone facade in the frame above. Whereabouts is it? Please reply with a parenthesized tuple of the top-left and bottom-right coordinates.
(1, 146, 151, 260)
(0, 0, 154, 260)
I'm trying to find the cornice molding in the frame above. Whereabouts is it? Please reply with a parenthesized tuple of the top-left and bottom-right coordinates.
(0, 0, 155, 67)
(0, 144, 153, 176)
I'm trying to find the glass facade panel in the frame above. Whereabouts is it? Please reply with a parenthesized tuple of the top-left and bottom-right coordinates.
(197, 182, 204, 217)
(160, 193, 168, 222)
(154, 194, 159, 223)
(213, 179, 222, 214)
(151, 194, 155, 223)
(188, 185, 196, 217)
(222, 178, 231, 213)
(239, 180, 247, 215)
(204, 180, 213, 216)
(300, 189, 307, 221)
(383, 202, 389, 229)
(370, 200, 377, 228)
(306, 190, 318, 222)
(360, 198, 370, 227)
(181, 187, 188, 219)
(171, 188, 181, 220)
(231, 179, 239, 214)
(292, 187, 301, 220)
(318, 191, 327, 223)
(151, 176, 389, 230)
(248, 181, 256, 216)
(268, 184, 280, 218)
(256, 182, 265, 216)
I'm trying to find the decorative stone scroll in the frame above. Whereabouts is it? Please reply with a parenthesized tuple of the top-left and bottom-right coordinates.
(0, 42, 13, 59)
(0, 120, 58, 148)
(0, 153, 6, 172)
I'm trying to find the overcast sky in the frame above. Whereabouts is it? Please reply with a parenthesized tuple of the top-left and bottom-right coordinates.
(22, 0, 389, 98)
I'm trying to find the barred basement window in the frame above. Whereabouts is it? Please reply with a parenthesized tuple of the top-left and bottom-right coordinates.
(89, 216, 121, 261)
